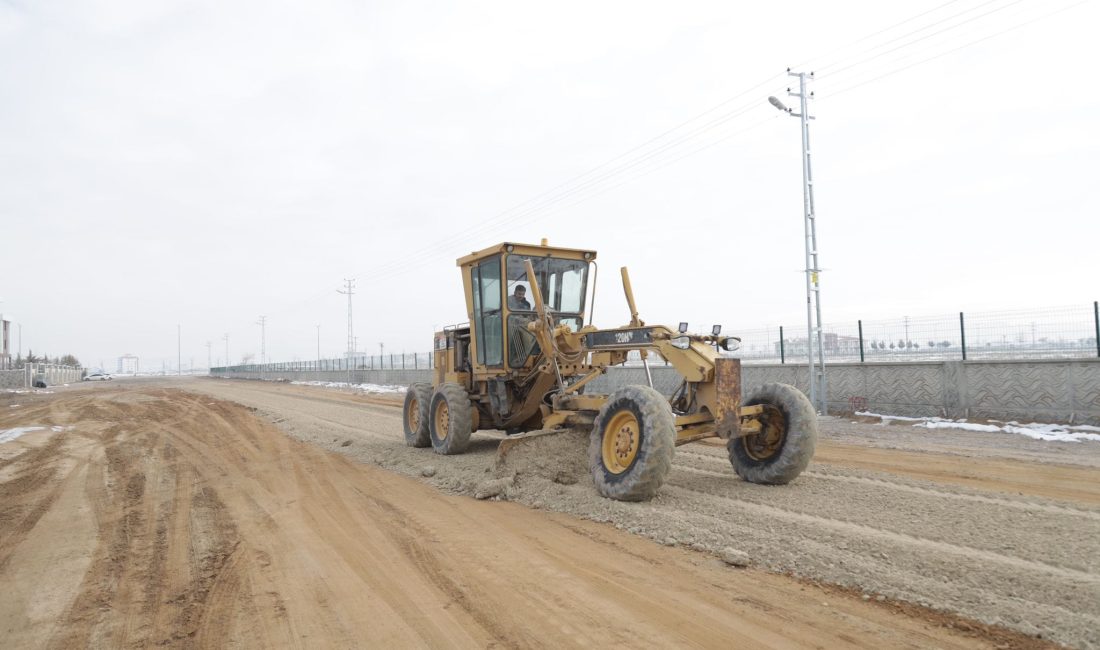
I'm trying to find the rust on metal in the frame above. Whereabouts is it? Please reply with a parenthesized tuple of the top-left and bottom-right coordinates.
(714, 357, 742, 439)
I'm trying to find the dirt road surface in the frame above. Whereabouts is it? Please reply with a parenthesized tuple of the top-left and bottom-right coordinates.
(1, 379, 1094, 648)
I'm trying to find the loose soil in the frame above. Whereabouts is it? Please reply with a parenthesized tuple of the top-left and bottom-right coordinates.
(1, 378, 1093, 648)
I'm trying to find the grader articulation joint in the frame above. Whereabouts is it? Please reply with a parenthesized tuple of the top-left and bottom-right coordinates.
(402, 241, 818, 501)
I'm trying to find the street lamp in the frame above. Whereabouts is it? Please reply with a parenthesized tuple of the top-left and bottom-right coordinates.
(768, 70, 827, 414)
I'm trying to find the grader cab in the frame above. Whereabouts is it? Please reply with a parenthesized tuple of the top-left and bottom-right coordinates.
(403, 240, 817, 501)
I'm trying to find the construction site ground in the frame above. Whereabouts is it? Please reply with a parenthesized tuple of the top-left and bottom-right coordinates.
(1, 378, 1097, 649)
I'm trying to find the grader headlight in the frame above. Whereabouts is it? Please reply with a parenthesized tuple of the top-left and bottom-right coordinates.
(721, 336, 742, 352)
(671, 335, 691, 350)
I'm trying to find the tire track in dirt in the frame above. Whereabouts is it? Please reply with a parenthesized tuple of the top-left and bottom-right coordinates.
(179, 378, 1097, 648)
(4, 382, 1060, 649)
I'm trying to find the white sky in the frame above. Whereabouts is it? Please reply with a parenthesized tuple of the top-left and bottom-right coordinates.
(1, 0, 1097, 370)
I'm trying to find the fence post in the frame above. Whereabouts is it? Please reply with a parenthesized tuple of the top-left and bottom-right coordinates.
(779, 326, 785, 364)
(959, 311, 967, 361)
(402, 354, 406, 370)
(1094, 300, 1100, 358)
(858, 320, 865, 363)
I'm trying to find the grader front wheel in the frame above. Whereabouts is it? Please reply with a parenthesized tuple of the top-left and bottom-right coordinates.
(589, 385, 675, 501)
(729, 383, 817, 485)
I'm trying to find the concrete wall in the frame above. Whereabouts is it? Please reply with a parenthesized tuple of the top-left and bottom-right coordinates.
(213, 358, 1100, 425)
(0, 366, 84, 389)
(214, 368, 431, 387)
(0, 370, 24, 389)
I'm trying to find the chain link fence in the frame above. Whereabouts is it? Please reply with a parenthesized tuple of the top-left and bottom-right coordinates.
(214, 302, 1099, 373)
(215, 352, 434, 374)
(726, 302, 1099, 364)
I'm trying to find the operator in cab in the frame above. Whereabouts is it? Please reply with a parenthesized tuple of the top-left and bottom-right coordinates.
(508, 284, 532, 311)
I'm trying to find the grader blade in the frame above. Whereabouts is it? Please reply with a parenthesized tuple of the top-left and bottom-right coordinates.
(496, 428, 571, 458)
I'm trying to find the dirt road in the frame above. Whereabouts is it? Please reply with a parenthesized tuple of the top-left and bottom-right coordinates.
(0, 381, 1092, 648)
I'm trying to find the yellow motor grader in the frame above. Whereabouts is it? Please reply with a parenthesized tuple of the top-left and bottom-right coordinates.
(403, 240, 817, 501)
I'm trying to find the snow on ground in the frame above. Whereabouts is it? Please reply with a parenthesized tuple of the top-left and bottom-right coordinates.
(0, 426, 45, 444)
(290, 380, 406, 395)
(856, 411, 1100, 442)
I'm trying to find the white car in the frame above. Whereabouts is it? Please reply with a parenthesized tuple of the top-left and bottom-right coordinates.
(83, 372, 113, 381)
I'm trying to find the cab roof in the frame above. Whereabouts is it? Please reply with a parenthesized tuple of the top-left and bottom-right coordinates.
(456, 241, 598, 266)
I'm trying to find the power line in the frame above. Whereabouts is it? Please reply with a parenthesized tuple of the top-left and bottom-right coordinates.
(350, 2, 1053, 286)
(826, 0, 1088, 100)
(352, 84, 787, 282)
(213, 0, 1084, 355)
(821, 0, 1032, 78)
(792, 0, 968, 71)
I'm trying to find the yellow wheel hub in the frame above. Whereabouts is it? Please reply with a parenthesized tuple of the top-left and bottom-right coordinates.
(407, 398, 420, 431)
(602, 410, 640, 474)
(435, 401, 450, 440)
(743, 404, 786, 461)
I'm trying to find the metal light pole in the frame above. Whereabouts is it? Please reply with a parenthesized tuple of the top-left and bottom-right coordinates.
(769, 69, 827, 414)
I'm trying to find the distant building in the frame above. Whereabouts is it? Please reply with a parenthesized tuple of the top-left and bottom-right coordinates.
(117, 354, 139, 374)
(774, 332, 861, 357)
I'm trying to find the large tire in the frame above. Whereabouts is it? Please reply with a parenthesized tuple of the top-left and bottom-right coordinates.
(429, 383, 473, 455)
(403, 383, 432, 447)
(589, 385, 675, 501)
(729, 383, 817, 485)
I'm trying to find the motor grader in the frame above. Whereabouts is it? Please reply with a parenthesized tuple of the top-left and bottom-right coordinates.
(403, 240, 817, 501)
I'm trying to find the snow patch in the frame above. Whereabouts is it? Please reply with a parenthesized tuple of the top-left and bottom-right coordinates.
(856, 411, 1100, 443)
(0, 426, 46, 444)
(290, 380, 406, 394)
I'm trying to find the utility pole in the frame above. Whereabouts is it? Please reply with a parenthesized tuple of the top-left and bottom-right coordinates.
(177, 324, 181, 376)
(337, 279, 355, 383)
(316, 324, 320, 361)
(223, 333, 229, 372)
(769, 69, 826, 414)
(205, 341, 212, 372)
(257, 315, 267, 380)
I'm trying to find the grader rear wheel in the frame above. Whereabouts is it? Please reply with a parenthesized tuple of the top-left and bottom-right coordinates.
(729, 383, 817, 485)
(589, 385, 675, 501)
(429, 383, 473, 455)
(402, 383, 432, 448)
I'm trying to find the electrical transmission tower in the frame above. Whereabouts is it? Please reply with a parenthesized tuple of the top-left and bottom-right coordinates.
(256, 315, 267, 380)
(337, 279, 356, 382)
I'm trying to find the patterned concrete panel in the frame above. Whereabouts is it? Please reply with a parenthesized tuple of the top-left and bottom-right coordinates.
(0, 370, 24, 389)
(214, 359, 1100, 425)
(1072, 361, 1100, 424)
(966, 361, 1067, 413)
(743, 366, 806, 394)
(822, 366, 865, 404)
(864, 364, 943, 408)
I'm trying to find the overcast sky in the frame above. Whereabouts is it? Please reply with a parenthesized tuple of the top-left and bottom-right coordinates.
(1, 0, 1096, 370)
